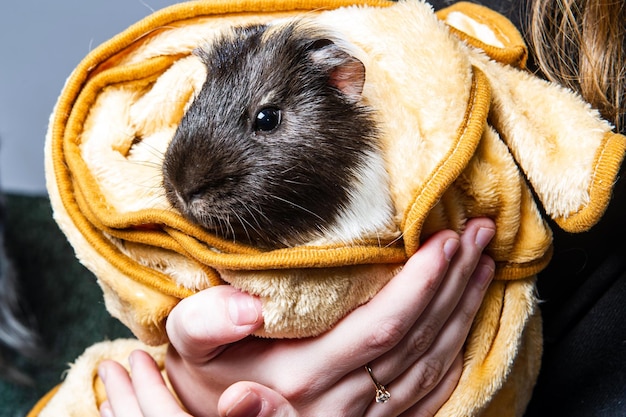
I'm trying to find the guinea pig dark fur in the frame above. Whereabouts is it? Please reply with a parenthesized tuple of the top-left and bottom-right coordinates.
(163, 22, 393, 249)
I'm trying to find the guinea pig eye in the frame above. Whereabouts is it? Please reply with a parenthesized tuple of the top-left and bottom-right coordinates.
(254, 107, 281, 132)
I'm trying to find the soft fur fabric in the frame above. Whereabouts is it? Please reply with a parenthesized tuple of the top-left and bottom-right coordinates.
(28, 340, 168, 417)
(33, 0, 626, 416)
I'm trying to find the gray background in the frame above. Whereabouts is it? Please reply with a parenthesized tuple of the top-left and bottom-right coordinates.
(0, 0, 182, 195)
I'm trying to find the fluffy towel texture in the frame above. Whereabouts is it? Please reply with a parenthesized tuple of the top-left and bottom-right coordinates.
(28, 340, 169, 417)
(34, 0, 625, 416)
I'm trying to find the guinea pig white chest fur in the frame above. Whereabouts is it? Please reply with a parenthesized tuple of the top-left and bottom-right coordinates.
(162, 22, 396, 249)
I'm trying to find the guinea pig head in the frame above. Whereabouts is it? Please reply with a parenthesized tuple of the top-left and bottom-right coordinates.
(163, 23, 396, 249)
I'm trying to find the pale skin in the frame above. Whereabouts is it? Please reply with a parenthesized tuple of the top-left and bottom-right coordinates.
(98, 217, 496, 417)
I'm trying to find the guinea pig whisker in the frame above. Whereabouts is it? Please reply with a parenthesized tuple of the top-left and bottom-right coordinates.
(223, 214, 237, 243)
(144, 193, 170, 210)
(126, 157, 164, 169)
(384, 230, 405, 248)
(279, 164, 300, 175)
(282, 178, 308, 186)
(138, 141, 167, 161)
(231, 212, 260, 244)
(269, 195, 325, 222)
(250, 202, 272, 226)
(127, 174, 163, 190)
(240, 202, 265, 231)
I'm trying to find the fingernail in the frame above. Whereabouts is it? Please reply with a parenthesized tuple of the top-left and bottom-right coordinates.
(443, 238, 460, 261)
(226, 389, 263, 417)
(97, 363, 107, 383)
(229, 291, 262, 326)
(475, 227, 495, 250)
(100, 401, 114, 417)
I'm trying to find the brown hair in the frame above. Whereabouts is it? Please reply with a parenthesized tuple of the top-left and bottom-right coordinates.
(527, 0, 625, 131)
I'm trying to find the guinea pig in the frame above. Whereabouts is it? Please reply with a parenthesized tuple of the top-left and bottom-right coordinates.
(163, 21, 396, 249)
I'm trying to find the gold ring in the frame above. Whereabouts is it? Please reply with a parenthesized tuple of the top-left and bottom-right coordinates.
(365, 365, 390, 403)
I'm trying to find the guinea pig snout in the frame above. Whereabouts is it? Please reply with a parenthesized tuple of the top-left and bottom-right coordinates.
(170, 187, 200, 214)
(164, 179, 206, 221)
(166, 174, 219, 211)
(176, 191, 213, 225)
(165, 185, 220, 234)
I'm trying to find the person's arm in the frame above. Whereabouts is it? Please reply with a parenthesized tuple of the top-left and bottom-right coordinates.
(99, 217, 495, 417)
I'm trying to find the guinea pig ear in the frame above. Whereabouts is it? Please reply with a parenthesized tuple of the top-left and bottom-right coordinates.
(308, 39, 366, 102)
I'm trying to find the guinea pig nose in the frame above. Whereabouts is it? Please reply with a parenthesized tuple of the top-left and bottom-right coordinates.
(185, 189, 205, 205)
(173, 189, 191, 208)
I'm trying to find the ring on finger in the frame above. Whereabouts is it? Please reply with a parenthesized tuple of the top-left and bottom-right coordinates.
(365, 365, 391, 404)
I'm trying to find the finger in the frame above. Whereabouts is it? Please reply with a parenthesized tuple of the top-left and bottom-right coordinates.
(129, 350, 192, 417)
(100, 401, 115, 417)
(427, 253, 495, 363)
(195, 227, 465, 400)
(374, 218, 496, 378)
(98, 360, 142, 417)
(416, 253, 495, 382)
(238, 228, 462, 398)
(166, 285, 264, 363)
(397, 353, 464, 417)
(372, 254, 495, 412)
(427, 218, 495, 324)
(311, 228, 462, 373)
(218, 381, 300, 417)
(282, 219, 493, 407)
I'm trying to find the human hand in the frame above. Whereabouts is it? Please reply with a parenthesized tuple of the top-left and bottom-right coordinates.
(98, 350, 190, 417)
(98, 217, 496, 417)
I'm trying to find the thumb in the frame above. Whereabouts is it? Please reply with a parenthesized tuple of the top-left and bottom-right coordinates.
(219, 382, 300, 417)
(166, 285, 264, 363)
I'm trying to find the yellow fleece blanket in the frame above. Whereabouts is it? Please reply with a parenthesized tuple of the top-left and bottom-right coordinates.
(33, 0, 625, 416)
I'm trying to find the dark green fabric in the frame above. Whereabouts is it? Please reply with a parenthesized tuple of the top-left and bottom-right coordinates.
(0, 193, 132, 416)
